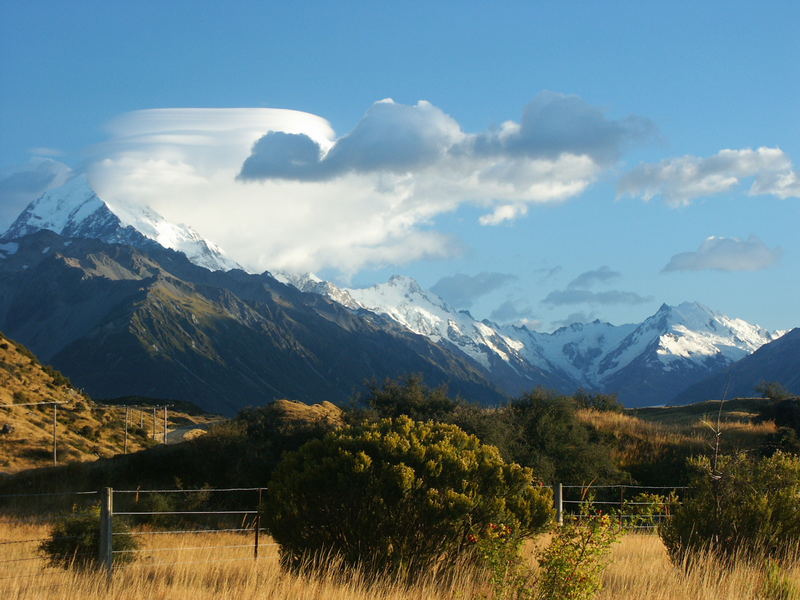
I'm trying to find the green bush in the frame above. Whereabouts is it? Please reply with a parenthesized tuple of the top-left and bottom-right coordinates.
(617, 491, 679, 530)
(358, 374, 459, 422)
(264, 416, 553, 577)
(39, 507, 138, 569)
(660, 451, 800, 564)
(470, 521, 533, 600)
(535, 508, 621, 600)
(499, 390, 622, 485)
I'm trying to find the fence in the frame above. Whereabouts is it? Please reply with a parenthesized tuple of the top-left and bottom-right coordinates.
(0, 400, 176, 468)
(553, 483, 688, 529)
(0, 487, 273, 586)
(1, 482, 688, 585)
(0, 489, 99, 592)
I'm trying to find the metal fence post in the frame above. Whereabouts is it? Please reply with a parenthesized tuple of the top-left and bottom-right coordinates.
(555, 483, 563, 526)
(254, 488, 263, 560)
(99, 487, 113, 580)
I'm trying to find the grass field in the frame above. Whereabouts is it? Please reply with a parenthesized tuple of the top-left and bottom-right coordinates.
(577, 403, 778, 475)
(2, 516, 797, 599)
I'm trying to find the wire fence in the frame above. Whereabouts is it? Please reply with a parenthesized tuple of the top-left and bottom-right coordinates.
(555, 483, 687, 530)
(0, 486, 273, 583)
(0, 482, 690, 584)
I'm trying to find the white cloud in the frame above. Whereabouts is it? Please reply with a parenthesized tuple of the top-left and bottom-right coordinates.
(567, 265, 620, 289)
(478, 204, 528, 225)
(663, 235, 782, 272)
(618, 147, 800, 206)
(87, 94, 650, 275)
(488, 299, 538, 326)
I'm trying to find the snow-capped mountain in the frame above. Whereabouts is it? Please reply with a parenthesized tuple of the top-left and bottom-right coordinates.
(279, 273, 781, 406)
(1, 175, 240, 272)
(274, 271, 361, 309)
(274, 272, 574, 393)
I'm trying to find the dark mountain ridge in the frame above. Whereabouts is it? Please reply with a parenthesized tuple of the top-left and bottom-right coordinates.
(674, 328, 800, 403)
(0, 231, 505, 414)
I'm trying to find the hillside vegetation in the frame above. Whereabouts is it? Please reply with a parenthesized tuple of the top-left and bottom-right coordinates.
(577, 397, 780, 484)
(0, 375, 788, 498)
(0, 331, 216, 473)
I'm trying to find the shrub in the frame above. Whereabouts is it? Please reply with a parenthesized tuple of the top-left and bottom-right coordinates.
(469, 521, 533, 600)
(39, 507, 138, 569)
(760, 560, 800, 600)
(573, 389, 624, 413)
(660, 451, 800, 565)
(501, 390, 622, 485)
(264, 416, 553, 577)
(360, 374, 459, 421)
(618, 491, 679, 530)
(535, 507, 622, 600)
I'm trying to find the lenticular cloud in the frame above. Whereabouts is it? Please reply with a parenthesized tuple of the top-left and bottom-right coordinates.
(88, 94, 651, 275)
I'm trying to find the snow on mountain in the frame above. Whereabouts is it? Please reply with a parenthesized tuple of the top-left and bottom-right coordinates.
(277, 272, 781, 404)
(503, 320, 638, 387)
(345, 275, 529, 370)
(2, 174, 240, 272)
(272, 271, 361, 309)
(277, 273, 538, 380)
(597, 302, 779, 378)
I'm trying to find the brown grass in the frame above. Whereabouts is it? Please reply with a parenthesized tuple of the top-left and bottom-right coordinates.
(577, 407, 777, 469)
(1, 517, 797, 599)
(0, 332, 218, 473)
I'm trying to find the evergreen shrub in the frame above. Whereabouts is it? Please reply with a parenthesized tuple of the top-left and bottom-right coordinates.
(39, 507, 138, 570)
(264, 416, 553, 577)
(660, 451, 800, 565)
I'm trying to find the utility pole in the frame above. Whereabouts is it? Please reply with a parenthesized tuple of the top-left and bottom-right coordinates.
(152, 407, 156, 440)
(52, 402, 57, 466)
(124, 406, 129, 453)
(163, 405, 168, 444)
(140, 408, 144, 429)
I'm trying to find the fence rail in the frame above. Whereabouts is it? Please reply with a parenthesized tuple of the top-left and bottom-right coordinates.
(0, 486, 270, 583)
(1, 482, 687, 584)
(553, 482, 686, 527)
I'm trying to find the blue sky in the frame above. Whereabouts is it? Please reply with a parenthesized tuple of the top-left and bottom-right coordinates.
(1, 1, 798, 331)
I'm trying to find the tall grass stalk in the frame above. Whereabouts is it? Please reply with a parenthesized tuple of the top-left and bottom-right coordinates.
(0, 518, 797, 599)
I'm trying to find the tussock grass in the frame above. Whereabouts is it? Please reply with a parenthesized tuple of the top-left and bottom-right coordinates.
(2, 518, 797, 599)
(577, 407, 777, 471)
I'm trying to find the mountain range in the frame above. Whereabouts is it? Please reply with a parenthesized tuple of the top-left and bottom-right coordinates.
(0, 175, 794, 412)
(276, 272, 784, 406)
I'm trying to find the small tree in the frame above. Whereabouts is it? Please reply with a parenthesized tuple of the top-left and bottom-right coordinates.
(535, 509, 621, 600)
(40, 507, 138, 570)
(660, 451, 800, 565)
(361, 374, 459, 421)
(264, 416, 553, 577)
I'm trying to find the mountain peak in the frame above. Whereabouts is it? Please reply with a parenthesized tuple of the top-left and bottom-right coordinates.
(2, 175, 240, 272)
(2, 174, 105, 241)
(387, 274, 424, 293)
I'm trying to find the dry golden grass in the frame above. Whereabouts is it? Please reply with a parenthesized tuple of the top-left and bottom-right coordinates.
(577, 407, 778, 469)
(1, 517, 797, 599)
(0, 332, 218, 473)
